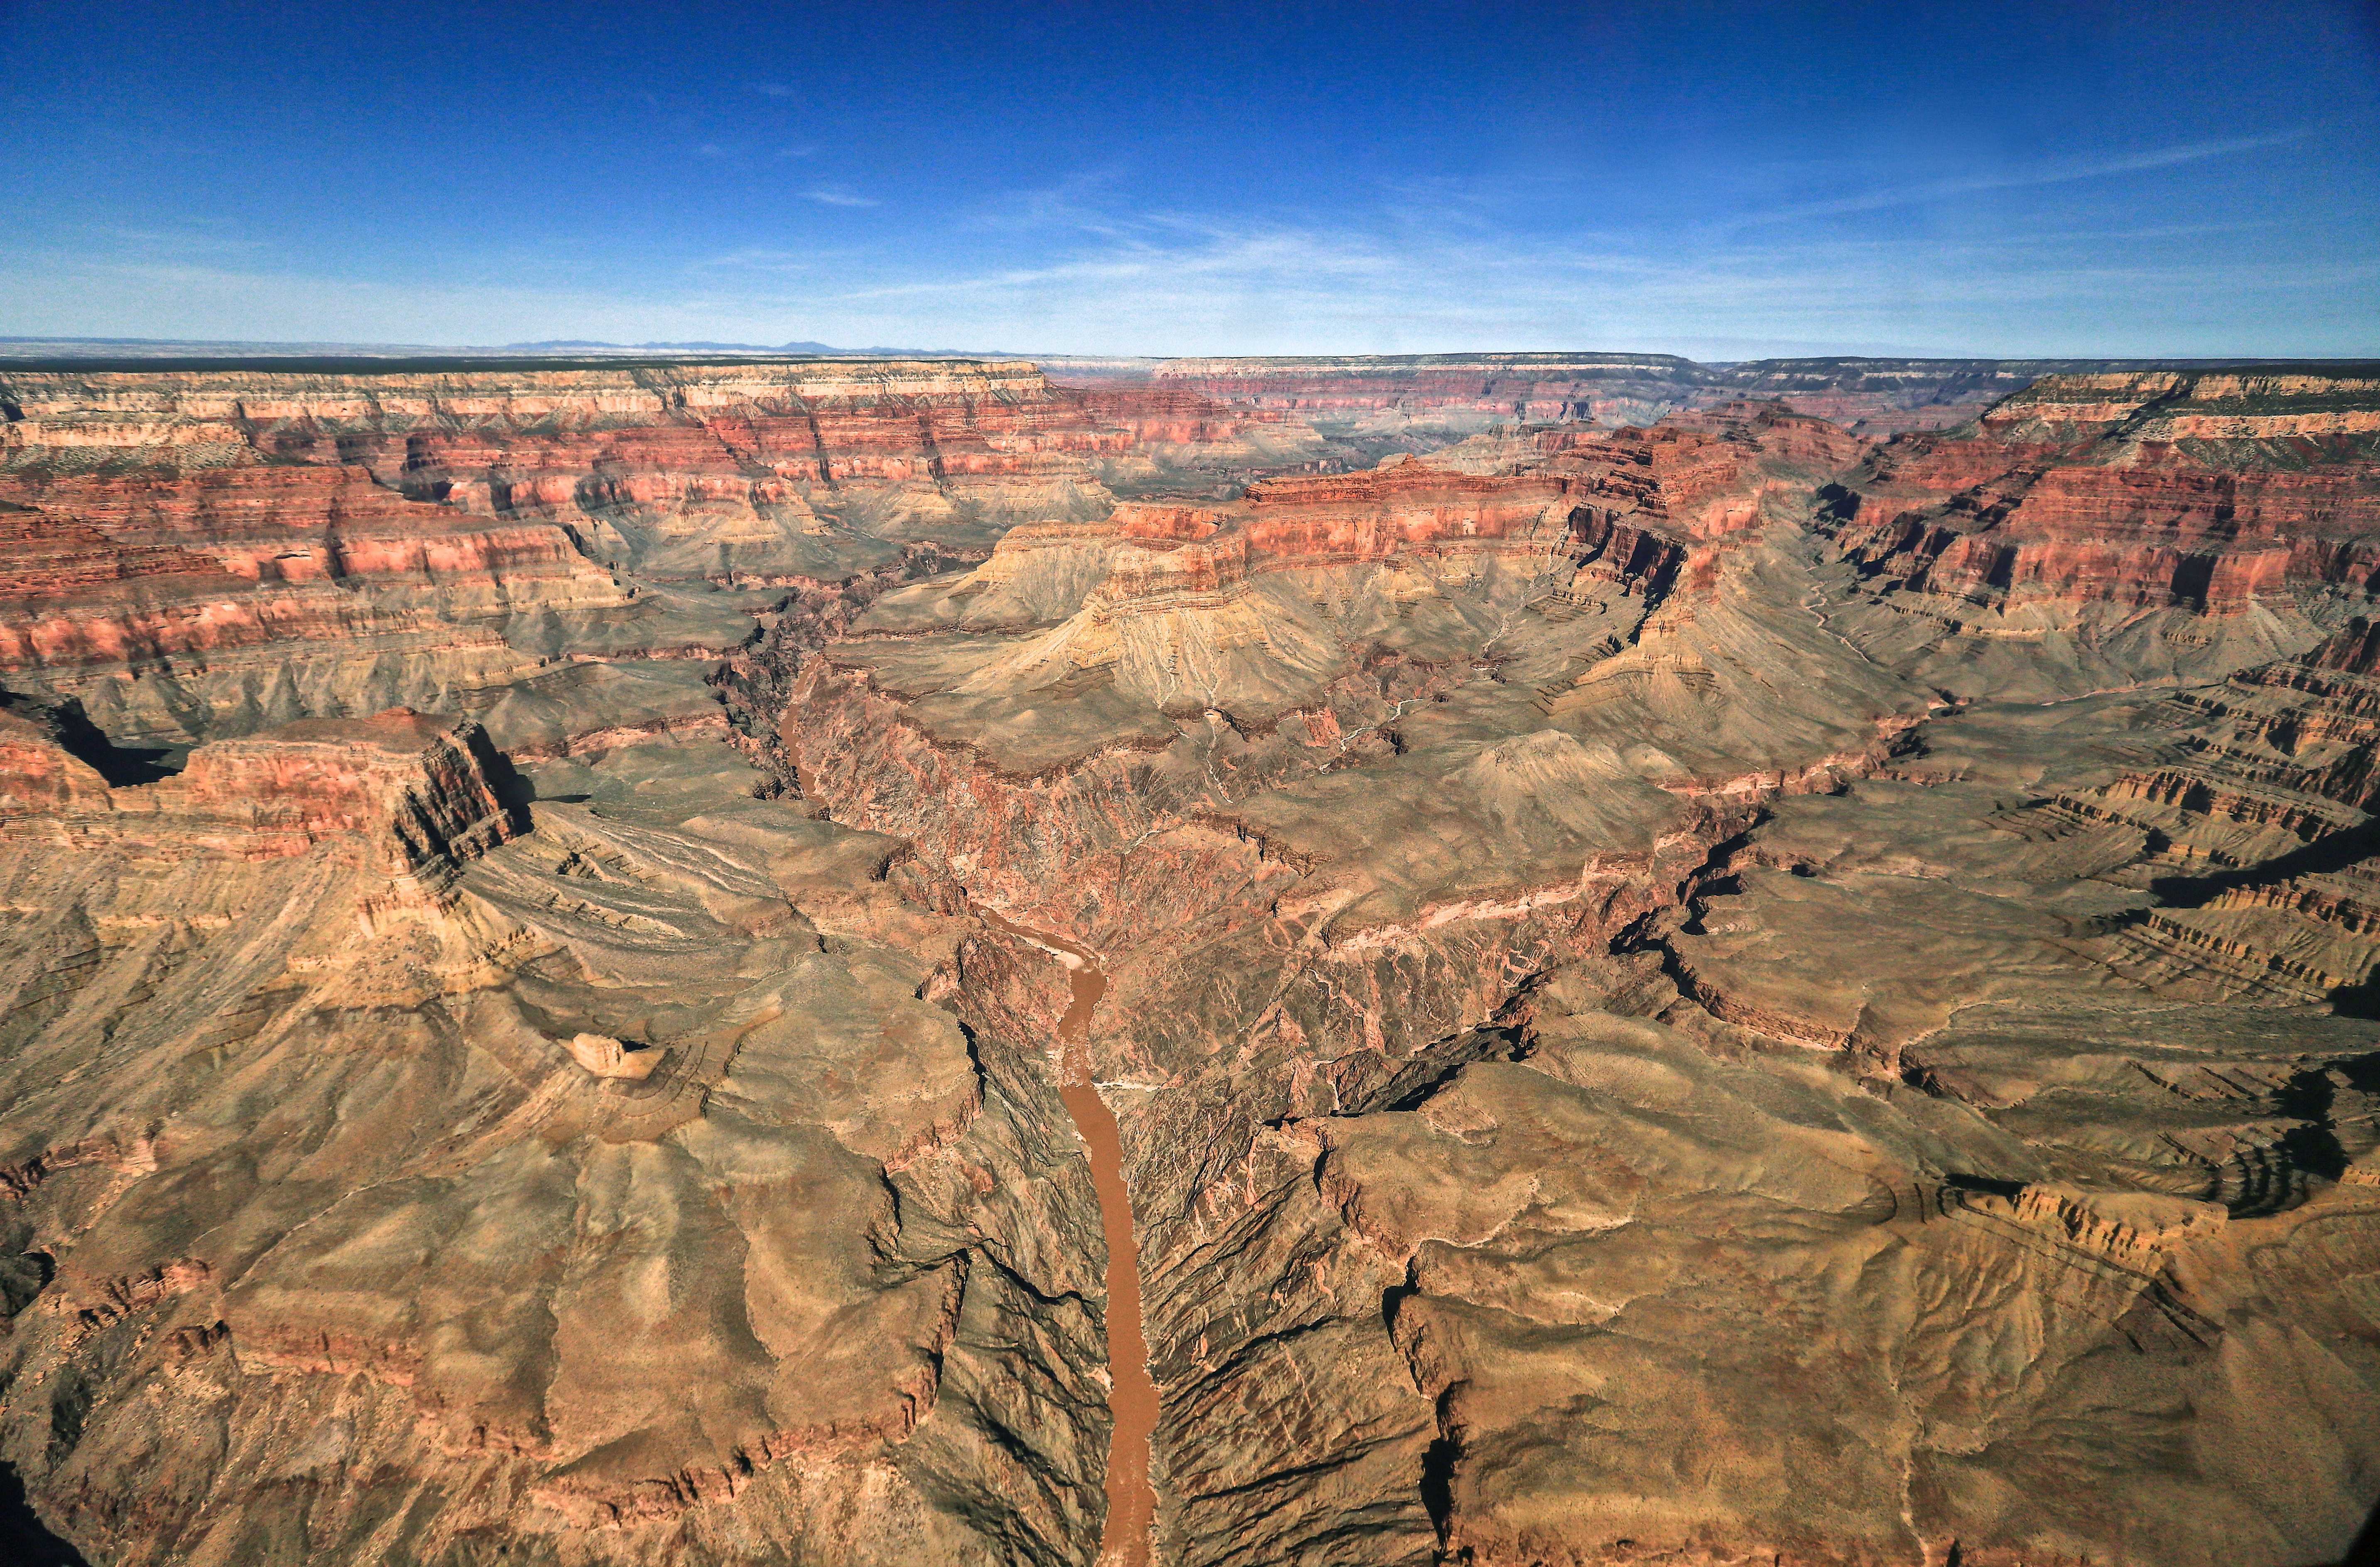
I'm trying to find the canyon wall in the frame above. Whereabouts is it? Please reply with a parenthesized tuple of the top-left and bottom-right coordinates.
(0, 358, 2375, 1567)
(1815, 369, 2380, 697)
(0, 359, 1322, 755)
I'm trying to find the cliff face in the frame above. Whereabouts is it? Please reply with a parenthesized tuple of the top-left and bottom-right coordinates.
(0, 706, 520, 875)
(0, 363, 1321, 562)
(1829, 371, 2380, 607)
(0, 361, 1322, 757)
(0, 356, 2377, 1567)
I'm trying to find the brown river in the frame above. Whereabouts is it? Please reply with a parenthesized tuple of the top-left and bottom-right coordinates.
(985, 914, 1158, 1567)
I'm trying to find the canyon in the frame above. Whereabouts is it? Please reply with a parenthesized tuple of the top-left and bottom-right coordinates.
(0, 352, 2374, 1567)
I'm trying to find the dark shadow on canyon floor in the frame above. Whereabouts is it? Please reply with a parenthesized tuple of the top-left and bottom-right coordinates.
(0, 1462, 87, 1567)
(2307, 1495, 2380, 1567)
(33, 697, 184, 786)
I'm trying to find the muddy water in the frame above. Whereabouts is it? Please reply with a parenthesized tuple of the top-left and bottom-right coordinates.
(986, 915, 1158, 1567)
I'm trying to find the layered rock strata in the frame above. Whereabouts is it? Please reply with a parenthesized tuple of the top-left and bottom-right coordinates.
(1827, 372, 2380, 609)
(1150, 354, 1727, 430)
(0, 362, 1322, 756)
(0, 359, 2375, 1567)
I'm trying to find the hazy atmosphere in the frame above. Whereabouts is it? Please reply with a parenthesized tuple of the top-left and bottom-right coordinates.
(4, 0, 2377, 356)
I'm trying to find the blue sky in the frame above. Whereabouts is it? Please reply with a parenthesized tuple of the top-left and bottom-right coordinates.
(2, 0, 2376, 357)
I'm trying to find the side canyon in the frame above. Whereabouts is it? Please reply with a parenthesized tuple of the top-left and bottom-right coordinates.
(0, 353, 2375, 1567)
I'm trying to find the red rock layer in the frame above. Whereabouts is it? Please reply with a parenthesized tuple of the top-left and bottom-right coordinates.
(0, 508, 471, 675)
(0, 363, 1329, 717)
(1071, 386, 1312, 452)
(0, 706, 517, 875)
(1540, 403, 1871, 601)
(0, 708, 113, 812)
(1236, 461, 1572, 560)
(964, 461, 1584, 619)
(1828, 372, 2380, 612)
(4, 463, 613, 592)
(0, 361, 1312, 554)
(1059, 402, 1861, 611)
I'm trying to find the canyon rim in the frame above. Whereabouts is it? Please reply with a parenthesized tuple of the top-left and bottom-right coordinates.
(6, 3, 2380, 1564)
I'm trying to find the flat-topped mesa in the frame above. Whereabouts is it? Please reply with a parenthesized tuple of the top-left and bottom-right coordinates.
(1107, 459, 1576, 605)
(1825, 370, 2380, 612)
(858, 412, 1891, 736)
(1236, 456, 1573, 561)
(0, 706, 519, 878)
(925, 463, 1578, 629)
(890, 455, 1596, 718)
(904, 410, 1863, 671)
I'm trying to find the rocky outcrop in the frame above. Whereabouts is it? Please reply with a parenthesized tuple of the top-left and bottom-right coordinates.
(1825, 370, 2380, 615)
(0, 705, 520, 878)
(0, 716, 1117, 1566)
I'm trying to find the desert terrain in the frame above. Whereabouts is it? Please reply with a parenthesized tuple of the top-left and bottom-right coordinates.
(0, 352, 2373, 1567)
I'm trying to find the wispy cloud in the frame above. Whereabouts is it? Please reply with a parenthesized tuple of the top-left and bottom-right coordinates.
(1734, 127, 2313, 226)
(6, 135, 2372, 358)
(99, 226, 265, 257)
(966, 168, 1135, 236)
(752, 83, 796, 99)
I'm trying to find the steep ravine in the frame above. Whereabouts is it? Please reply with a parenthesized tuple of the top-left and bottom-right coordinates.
(782, 679, 1756, 1565)
(984, 912, 1160, 1567)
